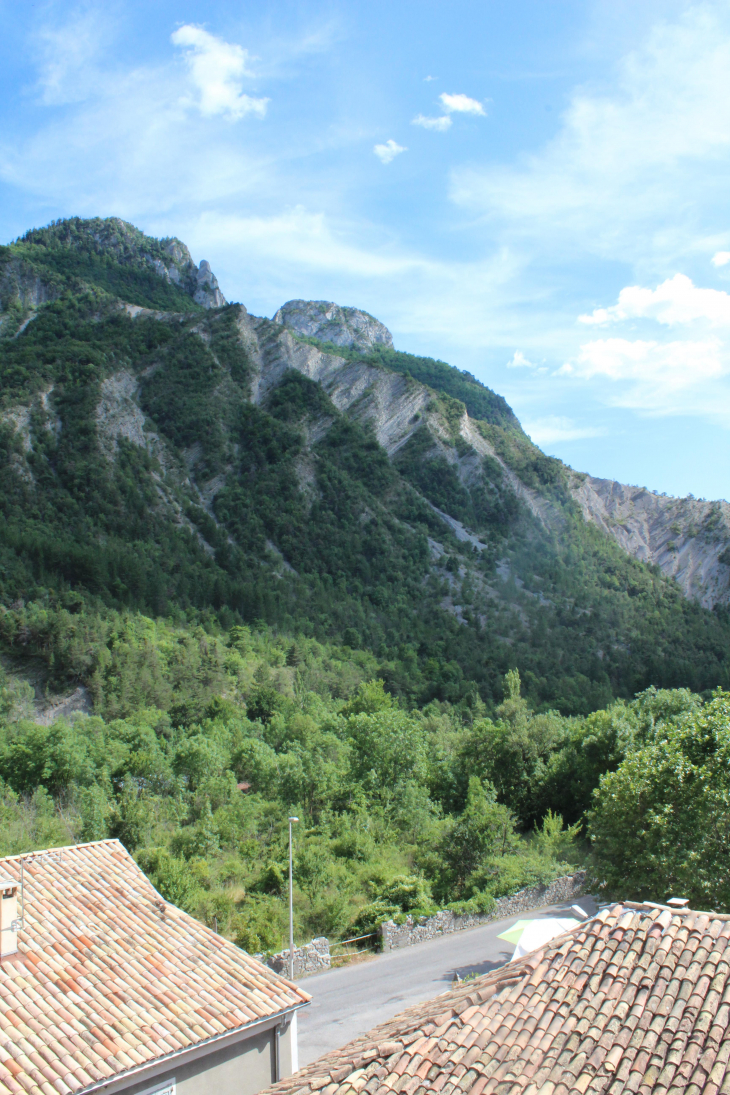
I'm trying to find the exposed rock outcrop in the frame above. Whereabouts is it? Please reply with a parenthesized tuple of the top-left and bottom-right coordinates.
(0, 255, 62, 320)
(570, 474, 730, 608)
(193, 260, 227, 308)
(273, 299, 393, 351)
(96, 371, 150, 456)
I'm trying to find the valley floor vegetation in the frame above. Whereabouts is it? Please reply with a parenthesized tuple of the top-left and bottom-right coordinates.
(1, 599, 727, 953)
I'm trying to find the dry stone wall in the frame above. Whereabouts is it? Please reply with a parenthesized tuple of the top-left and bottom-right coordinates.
(254, 872, 587, 977)
(380, 872, 588, 952)
(262, 936, 331, 978)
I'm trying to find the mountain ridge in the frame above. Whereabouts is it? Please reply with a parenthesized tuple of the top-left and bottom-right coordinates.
(1, 216, 729, 716)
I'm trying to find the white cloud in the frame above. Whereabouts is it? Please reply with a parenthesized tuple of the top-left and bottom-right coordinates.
(563, 337, 725, 386)
(557, 336, 730, 421)
(374, 139, 406, 164)
(579, 274, 730, 327)
(171, 24, 268, 119)
(507, 350, 535, 368)
(412, 114, 452, 131)
(424, 75, 438, 82)
(712, 251, 730, 267)
(522, 416, 606, 444)
(439, 93, 486, 116)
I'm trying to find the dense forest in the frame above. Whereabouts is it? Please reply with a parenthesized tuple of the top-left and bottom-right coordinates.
(1, 216, 729, 944)
(1, 604, 727, 946)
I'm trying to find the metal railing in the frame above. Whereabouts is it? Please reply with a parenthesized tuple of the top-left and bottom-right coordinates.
(329, 931, 378, 963)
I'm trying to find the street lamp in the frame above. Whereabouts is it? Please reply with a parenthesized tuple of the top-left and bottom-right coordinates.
(288, 816, 299, 980)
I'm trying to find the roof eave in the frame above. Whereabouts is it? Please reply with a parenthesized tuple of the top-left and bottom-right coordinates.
(77, 1002, 309, 1095)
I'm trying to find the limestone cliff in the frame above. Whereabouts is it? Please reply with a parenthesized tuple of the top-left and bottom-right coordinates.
(570, 474, 730, 609)
(273, 299, 393, 350)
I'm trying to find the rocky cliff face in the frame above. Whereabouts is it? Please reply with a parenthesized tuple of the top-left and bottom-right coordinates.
(192, 260, 226, 308)
(570, 474, 730, 608)
(273, 299, 393, 350)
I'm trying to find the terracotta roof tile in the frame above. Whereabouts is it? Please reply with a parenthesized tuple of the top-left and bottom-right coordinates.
(265, 904, 730, 1095)
(0, 840, 309, 1095)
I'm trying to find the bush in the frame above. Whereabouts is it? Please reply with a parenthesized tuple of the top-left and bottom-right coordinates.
(137, 848, 201, 913)
(446, 891, 496, 916)
(233, 896, 287, 954)
(375, 874, 436, 914)
(349, 899, 401, 938)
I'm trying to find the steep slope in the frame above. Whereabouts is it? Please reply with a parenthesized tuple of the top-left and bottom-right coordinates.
(570, 474, 730, 609)
(1, 217, 729, 716)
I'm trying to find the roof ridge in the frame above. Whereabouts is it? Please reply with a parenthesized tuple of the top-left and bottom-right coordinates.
(0, 837, 123, 863)
(622, 899, 730, 920)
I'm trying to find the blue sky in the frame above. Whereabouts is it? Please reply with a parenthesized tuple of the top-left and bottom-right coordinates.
(2, 1, 730, 500)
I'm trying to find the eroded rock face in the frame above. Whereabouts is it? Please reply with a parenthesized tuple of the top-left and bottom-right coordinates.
(273, 299, 393, 351)
(570, 474, 730, 608)
(193, 260, 227, 309)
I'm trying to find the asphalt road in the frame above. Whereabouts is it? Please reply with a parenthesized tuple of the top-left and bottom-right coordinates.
(297, 895, 598, 1066)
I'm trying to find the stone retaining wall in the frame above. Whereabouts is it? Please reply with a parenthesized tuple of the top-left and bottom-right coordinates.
(262, 935, 331, 978)
(380, 871, 588, 951)
(254, 872, 587, 976)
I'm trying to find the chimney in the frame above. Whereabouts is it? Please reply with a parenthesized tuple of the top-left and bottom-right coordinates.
(0, 878, 19, 957)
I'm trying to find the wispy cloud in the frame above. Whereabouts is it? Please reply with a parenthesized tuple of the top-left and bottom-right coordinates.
(412, 114, 451, 131)
(171, 24, 268, 119)
(563, 337, 725, 386)
(35, 7, 114, 106)
(192, 207, 433, 279)
(450, 7, 730, 265)
(522, 415, 606, 444)
(712, 251, 730, 267)
(374, 139, 406, 164)
(558, 336, 730, 422)
(439, 92, 486, 115)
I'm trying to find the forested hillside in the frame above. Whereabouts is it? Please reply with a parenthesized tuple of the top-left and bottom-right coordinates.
(1, 217, 729, 936)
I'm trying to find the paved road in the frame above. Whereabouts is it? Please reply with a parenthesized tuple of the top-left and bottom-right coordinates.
(298, 896, 598, 1066)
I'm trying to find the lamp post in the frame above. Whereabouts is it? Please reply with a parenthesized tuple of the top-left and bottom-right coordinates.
(288, 816, 299, 980)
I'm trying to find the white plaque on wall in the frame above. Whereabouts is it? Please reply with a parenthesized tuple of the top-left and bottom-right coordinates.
(137, 1080, 176, 1095)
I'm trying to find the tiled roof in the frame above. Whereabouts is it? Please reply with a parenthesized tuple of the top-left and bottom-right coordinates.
(268, 901, 730, 1095)
(0, 840, 309, 1095)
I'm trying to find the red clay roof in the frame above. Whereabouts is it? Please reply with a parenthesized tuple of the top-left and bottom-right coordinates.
(266, 901, 730, 1095)
(0, 839, 309, 1095)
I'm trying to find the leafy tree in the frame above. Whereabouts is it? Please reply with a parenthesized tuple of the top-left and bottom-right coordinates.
(434, 776, 519, 900)
(138, 848, 201, 913)
(232, 896, 290, 955)
(588, 690, 730, 909)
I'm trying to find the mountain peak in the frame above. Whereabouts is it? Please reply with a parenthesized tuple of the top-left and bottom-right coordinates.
(5, 216, 226, 313)
(273, 299, 393, 351)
